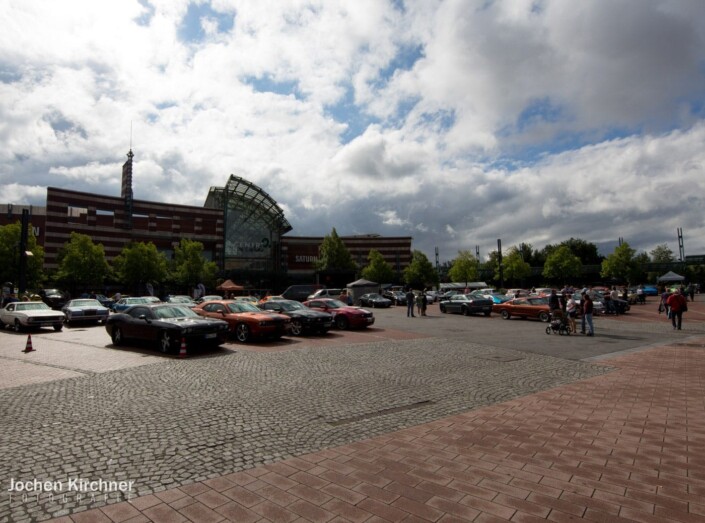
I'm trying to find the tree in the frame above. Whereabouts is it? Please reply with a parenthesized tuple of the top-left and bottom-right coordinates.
(112, 242, 168, 291)
(361, 249, 395, 283)
(650, 244, 675, 263)
(541, 238, 602, 266)
(171, 239, 218, 290)
(448, 250, 479, 287)
(315, 228, 356, 272)
(543, 245, 582, 282)
(502, 246, 532, 285)
(601, 242, 638, 283)
(403, 250, 438, 289)
(0, 221, 44, 289)
(55, 232, 110, 293)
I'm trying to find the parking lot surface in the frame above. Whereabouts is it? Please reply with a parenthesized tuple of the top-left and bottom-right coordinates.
(1, 297, 705, 522)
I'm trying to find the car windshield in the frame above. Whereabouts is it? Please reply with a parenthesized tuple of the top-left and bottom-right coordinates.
(368, 294, 382, 299)
(325, 299, 347, 309)
(69, 299, 102, 307)
(227, 302, 261, 313)
(126, 298, 148, 304)
(153, 305, 198, 319)
(16, 302, 50, 311)
(277, 301, 304, 311)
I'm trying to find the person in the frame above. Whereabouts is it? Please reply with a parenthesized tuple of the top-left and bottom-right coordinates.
(565, 293, 578, 334)
(548, 289, 560, 312)
(421, 290, 428, 316)
(687, 283, 695, 302)
(405, 288, 415, 317)
(581, 291, 594, 336)
(416, 292, 423, 316)
(603, 290, 614, 315)
(666, 289, 687, 330)
(659, 289, 671, 316)
(636, 285, 645, 304)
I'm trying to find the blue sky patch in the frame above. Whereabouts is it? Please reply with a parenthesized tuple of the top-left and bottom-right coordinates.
(375, 43, 424, 88)
(245, 75, 301, 99)
(325, 87, 380, 144)
(135, 0, 155, 26)
(178, 2, 234, 43)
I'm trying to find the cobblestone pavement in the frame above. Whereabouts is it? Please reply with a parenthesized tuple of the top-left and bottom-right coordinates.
(2, 338, 612, 522)
(1, 298, 704, 522)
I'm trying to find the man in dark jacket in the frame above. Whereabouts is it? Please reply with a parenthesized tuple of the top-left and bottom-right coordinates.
(405, 288, 415, 318)
(581, 291, 594, 336)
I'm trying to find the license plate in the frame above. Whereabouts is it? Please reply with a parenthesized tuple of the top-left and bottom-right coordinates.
(205, 333, 216, 339)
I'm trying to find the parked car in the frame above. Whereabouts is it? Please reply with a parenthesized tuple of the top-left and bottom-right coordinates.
(61, 299, 110, 324)
(38, 288, 68, 310)
(112, 296, 153, 313)
(302, 298, 375, 330)
(382, 290, 407, 305)
(572, 292, 606, 315)
(493, 297, 551, 322)
(282, 284, 324, 302)
(165, 295, 197, 308)
(307, 288, 343, 300)
(642, 285, 659, 296)
(358, 293, 392, 308)
(439, 294, 493, 316)
(258, 299, 333, 335)
(94, 294, 115, 309)
(106, 303, 229, 353)
(1, 301, 65, 332)
(469, 290, 510, 304)
(193, 300, 291, 342)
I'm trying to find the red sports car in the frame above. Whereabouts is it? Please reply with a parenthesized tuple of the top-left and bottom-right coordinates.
(302, 298, 375, 330)
(492, 297, 551, 322)
(193, 300, 291, 342)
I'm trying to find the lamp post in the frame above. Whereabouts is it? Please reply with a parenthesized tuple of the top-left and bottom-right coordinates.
(18, 209, 30, 295)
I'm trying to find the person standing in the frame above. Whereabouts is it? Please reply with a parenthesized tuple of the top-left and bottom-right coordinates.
(405, 288, 416, 317)
(581, 291, 594, 336)
(666, 289, 687, 330)
(421, 290, 428, 316)
(548, 289, 560, 312)
(566, 293, 578, 334)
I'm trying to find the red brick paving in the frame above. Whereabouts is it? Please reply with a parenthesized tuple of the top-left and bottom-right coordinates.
(48, 333, 705, 522)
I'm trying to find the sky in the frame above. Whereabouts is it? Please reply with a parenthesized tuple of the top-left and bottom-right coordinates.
(1, 0, 705, 264)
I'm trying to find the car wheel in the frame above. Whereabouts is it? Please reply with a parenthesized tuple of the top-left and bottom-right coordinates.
(159, 331, 174, 353)
(484, 311, 491, 317)
(462, 307, 469, 316)
(501, 310, 511, 320)
(53, 323, 63, 332)
(538, 311, 550, 322)
(290, 319, 303, 336)
(440, 305, 446, 313)
(235, 323, 250, 342)
(14, 319, 22, 332)
(335, 315, 349, 330)
(111, 327, 123, 345)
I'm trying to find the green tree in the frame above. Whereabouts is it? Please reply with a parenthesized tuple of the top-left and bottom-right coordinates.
(55, 232, 110, 292)
(541, 238, 602, 266)
(448, 250, 479, 287)
(171, 239, 218, 289)
(543, 245, 582, 282)
(315, 228, 356, 272)
(361, 249, 395, 283)
(403, 250, 438, 289)
(650, 244, 675, 263)
(0, 222, 44, 289)
(601, 242, 638, 284)
(502, 246, 532, 285)
(113, 242, 168, 291)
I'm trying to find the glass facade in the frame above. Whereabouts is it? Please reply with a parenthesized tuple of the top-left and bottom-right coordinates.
(204, 175, 292, 272)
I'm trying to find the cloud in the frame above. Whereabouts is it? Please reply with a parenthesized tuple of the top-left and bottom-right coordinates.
(1, 0, 705, 263)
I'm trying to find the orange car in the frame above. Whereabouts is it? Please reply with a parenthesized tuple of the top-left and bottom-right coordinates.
(193, 300, 291, 342)
(492, 297, 551, 322)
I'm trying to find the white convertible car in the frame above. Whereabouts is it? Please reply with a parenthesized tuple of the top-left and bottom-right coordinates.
(0, 301, 65, 332)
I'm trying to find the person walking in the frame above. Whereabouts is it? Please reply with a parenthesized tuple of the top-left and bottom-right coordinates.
(581, 291, 594, 336)
(405, 288, 416, 317)
(666, 288, 687, 330)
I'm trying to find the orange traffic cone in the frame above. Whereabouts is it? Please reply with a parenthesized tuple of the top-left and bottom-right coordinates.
(23, 334, 35, 353)
(178, 338, 187, 359)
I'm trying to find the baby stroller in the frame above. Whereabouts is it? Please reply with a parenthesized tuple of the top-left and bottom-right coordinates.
(545, 309, 571, 335)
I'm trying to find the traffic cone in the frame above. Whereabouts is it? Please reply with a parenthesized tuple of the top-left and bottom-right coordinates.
(23, 334, 35, 353)
(178, 338, 187, 359)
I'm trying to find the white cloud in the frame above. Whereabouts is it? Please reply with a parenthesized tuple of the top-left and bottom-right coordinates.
(1, 0, 705, 262)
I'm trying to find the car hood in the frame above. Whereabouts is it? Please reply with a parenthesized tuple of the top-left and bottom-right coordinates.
(288, 310, 332, 319)
(13, 309, 64, 317)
